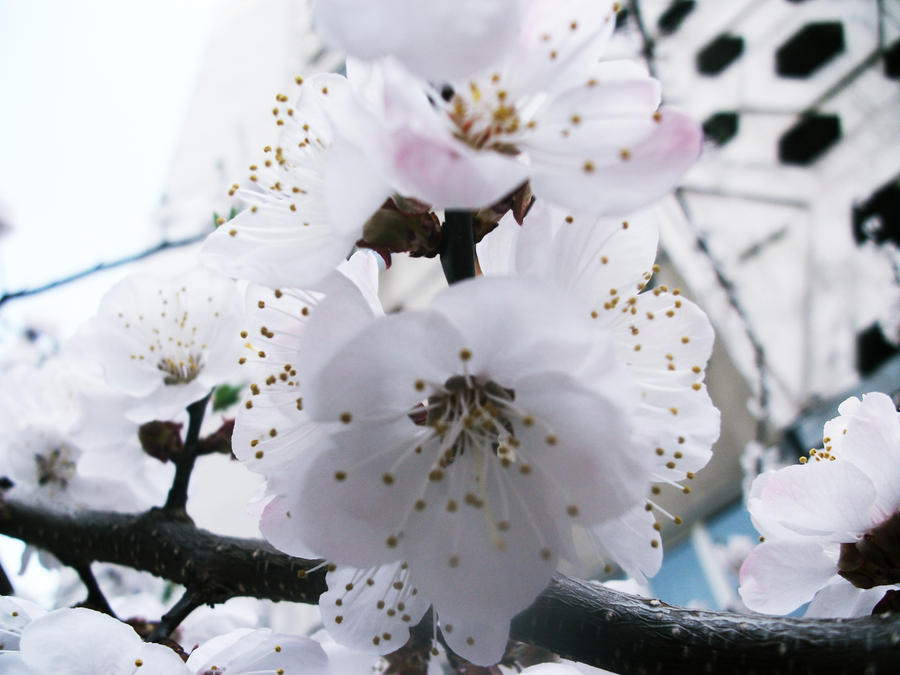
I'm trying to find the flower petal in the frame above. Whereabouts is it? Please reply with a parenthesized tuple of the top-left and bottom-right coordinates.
(739, 541, 839, 615)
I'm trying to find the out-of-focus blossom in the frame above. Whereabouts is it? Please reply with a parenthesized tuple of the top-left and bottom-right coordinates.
(312, 0, 522, 82)
(739, 392, 900, 616)
(88, 266, 241, 422)
(185, 627, 331, 674)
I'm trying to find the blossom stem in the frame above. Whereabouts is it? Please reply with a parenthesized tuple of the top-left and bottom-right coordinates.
(440, 210, 476, 284)
(162, 392, 212, 518)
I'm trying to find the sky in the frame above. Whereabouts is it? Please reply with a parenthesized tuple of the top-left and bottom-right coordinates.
(0, 0, 217, 313)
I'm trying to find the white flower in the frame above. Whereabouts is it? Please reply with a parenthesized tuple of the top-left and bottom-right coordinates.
(739, 392, 900, 616)
(322, 0, 700, 215)
(89, 266, 242, 422)
(0, 356, 172, 512)
(201, 73, 390, 290)
(477, 203, 720, 580)
(312, 0, 522, 82)
(17, 607, 189, 674)
(185, 628, 331, 674)
(241, 269, 661, 664)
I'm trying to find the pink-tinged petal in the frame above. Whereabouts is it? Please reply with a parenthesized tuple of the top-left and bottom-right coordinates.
(739, 541, 839, 615)
(589, 503, 663, 582)
(385, 124, 528, 210)
(530, 107, 702, 216)
(313, 0, 521, 82)
(755, 461, 876, 541)
(840, 392, 900, 518)
(804, 579, 899, 618)
(318, 562, 429, 655)
(20, 608, 189, 674)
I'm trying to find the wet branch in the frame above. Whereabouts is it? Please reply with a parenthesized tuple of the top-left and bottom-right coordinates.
(1, 496, 897, 675)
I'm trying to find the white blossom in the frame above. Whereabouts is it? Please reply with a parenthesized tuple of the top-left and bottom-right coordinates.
(320, 0, 700, 215)
(312, 0, 522, 82)
(201, 74, 389, 290)
(89, 266, 242, 422)
(739, 392, 900, 616)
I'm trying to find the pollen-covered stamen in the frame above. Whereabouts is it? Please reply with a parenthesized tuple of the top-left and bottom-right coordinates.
(156, 353, 204, 385)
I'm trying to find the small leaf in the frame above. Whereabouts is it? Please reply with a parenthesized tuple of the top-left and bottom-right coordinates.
(213, 383, 244, 411)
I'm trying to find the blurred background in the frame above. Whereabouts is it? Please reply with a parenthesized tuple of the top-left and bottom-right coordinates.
(0, 0, 898, 617)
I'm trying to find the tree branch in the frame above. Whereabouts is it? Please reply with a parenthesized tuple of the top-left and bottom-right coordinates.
(0, 233, 207, 309)
(1, 496, 897, 674)
(148, 587, 205, 642)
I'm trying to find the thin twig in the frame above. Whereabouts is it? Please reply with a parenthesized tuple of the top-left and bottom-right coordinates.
(73, 561, 115, 617)
(627, 0, 657, 78)
(0, 233, 207, 309)
(148, 587, 205, 642)
(163, 392, 212, 517)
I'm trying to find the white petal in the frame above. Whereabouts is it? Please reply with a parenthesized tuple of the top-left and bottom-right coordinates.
(437, 611, 511, 667)
(313, 0, 521, 82)
(589, 503, 663, 581)
(840, 392, 900, 518)
(186, 628, 329, 674)
(318, 562, 429, 655)
(20, 608, 189, 674)
(804, 579, 898, 618)
(739, 541, 839, 615)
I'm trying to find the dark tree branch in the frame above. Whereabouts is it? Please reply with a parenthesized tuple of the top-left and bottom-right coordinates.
(73, 562, 115, 616)
(0, 560, 13, 596)
(163, 393, 212, 518)
(0, 233, 207, 309)
(1, 496, 897, 674)
(440, 210, 476, 284)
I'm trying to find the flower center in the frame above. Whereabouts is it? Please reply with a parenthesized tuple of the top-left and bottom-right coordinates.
(34, 447, 76, 489)
(447, 81, 524, 155)
(157, 353, 204, 385)
(419, 374, 523, 470)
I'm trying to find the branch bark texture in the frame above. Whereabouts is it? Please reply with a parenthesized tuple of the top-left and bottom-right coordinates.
(2, 497, 898, 674)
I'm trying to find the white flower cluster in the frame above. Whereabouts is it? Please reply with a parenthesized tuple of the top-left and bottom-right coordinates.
(196, 0, 719, 666)
(1, 0, 729, 671)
